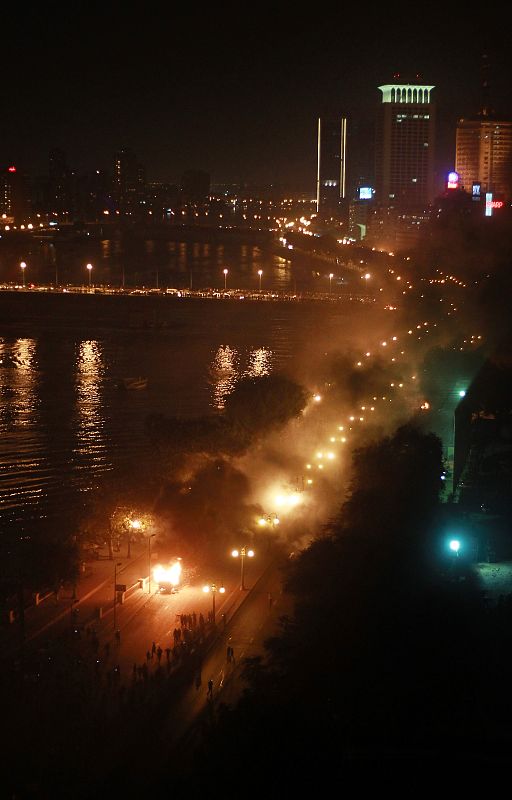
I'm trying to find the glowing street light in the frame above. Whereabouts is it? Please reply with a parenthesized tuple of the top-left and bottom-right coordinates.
(449, 539, 461, 556)
(20, 261, 27, 287)
(329, 273, 334, 293)
(202, 582, 226, 623)
(86, 263, 93, 288)
(258, 269, 263, 291)
(223, 268, 228, 290)
(231, 546, 255, 590)
(258, 513, 280, 531)
(126, 517, 141, 559)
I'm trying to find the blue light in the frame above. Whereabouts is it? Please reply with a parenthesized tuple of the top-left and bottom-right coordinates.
(449, 540, 461, 553)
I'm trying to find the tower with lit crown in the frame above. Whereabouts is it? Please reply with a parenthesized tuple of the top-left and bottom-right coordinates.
(375, 79, 436, 208)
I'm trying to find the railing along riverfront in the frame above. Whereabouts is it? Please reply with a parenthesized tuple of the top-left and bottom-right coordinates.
(0, 284, 374, 303)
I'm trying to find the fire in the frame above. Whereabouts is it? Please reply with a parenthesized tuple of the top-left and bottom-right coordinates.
(154, 561, 182, 586)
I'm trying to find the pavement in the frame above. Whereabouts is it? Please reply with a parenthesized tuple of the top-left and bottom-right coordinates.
(0, 536, 281, 675)
(0, 539, 153, 661)
(473, 561, 512, 602)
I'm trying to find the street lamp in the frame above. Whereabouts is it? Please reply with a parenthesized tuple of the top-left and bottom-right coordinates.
(20, 261, 27, 287)
(147, 533, 156, 594)
(127, 518, 141, 559)
(223, 268, 228, 290)
(329, 273, 334, 293)
(258, 269, 263, 291)
(86, 263, 93, 288)
(231, 546, 255, 591)
(113, 561, 122, 631)
(258, 513, 280, 530)
(449, 539, 461, 557)
(202, 582, 225, 624)
(257, 514, 280, 550)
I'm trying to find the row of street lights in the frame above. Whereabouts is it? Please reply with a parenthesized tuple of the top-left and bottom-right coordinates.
(202, 546, 255, 623)
(16, 261, 94, 288)
(110, 507, 273, 631)
(15, 263, 269, 291)
(222, 268, 263, 291)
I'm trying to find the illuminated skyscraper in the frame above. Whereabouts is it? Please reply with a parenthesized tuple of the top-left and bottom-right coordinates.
(375, 82, 436, 208)
(455, 61, 512, 203)
(1, 165, 28, 221)
(316, 116, 347, 215)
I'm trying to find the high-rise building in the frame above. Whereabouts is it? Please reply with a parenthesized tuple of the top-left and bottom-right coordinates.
(113, 148, 146, 210)
(455, 62, 512, 205)
(375, 82, 436, 209)
(1, 165, 29, 221)
(47, 148, 74, 217)
(316, 116, 347, 215)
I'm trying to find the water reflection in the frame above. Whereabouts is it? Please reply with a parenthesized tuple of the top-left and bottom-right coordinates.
(4, 338, 39, 421)
(209, 345, 273, 408)
(244, 347, 272, 378)
(209, 345, 239, 409)
(73, 340, 110, 478)
(0, 338, 45, 511)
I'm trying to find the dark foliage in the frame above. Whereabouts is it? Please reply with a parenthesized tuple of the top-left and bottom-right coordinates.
(187, 424, 512, 780)
(146, 373, 308, 472)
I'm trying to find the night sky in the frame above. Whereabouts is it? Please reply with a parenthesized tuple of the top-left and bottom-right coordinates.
(2, 3, 511, 189)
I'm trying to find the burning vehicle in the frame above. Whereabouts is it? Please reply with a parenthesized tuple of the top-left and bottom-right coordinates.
(153, 559, 182, 594)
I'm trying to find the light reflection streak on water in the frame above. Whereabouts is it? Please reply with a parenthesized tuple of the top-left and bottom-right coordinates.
(74, 340, 110, 475)
(209, 345, 239, 409)
(0, 338, 47, 510)
(7, 338, 38, 422)
(244, 347, 272, 378)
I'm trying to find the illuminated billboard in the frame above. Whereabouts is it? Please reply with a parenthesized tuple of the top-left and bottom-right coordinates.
(447, 171, 459, 189)
(359, 187, 372, 200)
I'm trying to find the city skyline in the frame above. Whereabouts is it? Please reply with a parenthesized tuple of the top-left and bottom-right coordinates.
(2, 6, 511, 187)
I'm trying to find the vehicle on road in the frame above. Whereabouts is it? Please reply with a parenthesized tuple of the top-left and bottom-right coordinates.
(154, 559, 182, 594)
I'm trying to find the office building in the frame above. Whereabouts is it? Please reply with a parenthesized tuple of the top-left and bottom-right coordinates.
(375, 81, 436, 209)
(316, 116, 347, 215)
(113, 148, 146, 210)
(456, 118, 512, 202)
(1, 165, 29, 221)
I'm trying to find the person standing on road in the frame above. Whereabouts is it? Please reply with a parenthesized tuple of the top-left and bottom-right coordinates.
(156, 646, 163, 663)
(115, 629, 121, 645)
(207, 678, 213, 698)
(151, 641, 156, 657)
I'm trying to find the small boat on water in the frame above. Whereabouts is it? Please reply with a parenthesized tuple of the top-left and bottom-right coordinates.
(116, 376, 148, 390)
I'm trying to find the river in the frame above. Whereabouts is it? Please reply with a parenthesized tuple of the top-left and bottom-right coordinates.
(0, 278, 370, 538)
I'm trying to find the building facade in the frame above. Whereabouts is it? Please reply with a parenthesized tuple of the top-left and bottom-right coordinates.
(375, 83, 435, 209)
(455, 118, 512, 201)
(316, 116, 347, 215)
